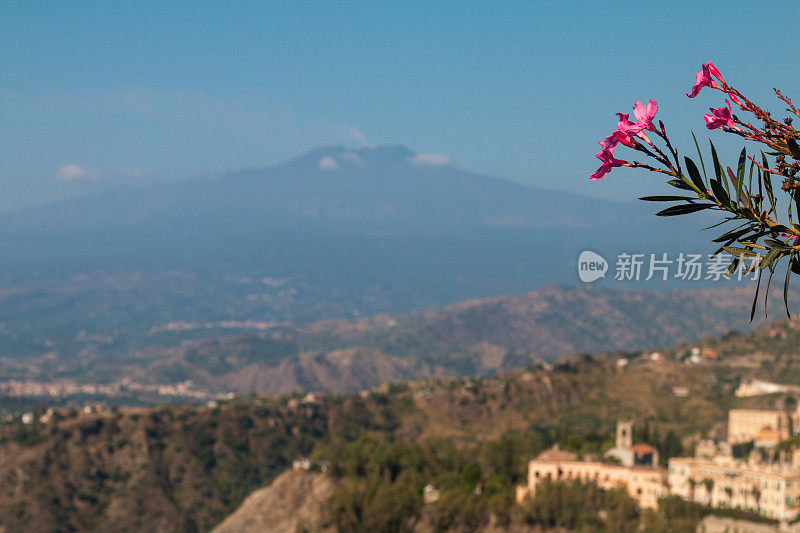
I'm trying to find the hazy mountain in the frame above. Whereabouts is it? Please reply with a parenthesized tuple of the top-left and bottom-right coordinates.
(0, 145, 654, 234)
(0, 145, 725, 341)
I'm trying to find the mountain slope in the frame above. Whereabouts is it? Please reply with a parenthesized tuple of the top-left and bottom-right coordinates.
(127, 284, 766, 395)
(0, 145, 716, 314)
(212, 470, 334, 533)
(0, 145, 657, 235)
(1, 317, 788, 532)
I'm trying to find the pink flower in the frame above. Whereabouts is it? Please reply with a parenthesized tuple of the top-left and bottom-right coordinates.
(615, 112, 643, 136)
(602, 129, 635, 150)
(632, 99, 658, 132)
(687, 61, 724, 98)
(590, 147, 627, 181)
(704, 101, 735, 130)
(781, 233, 800, 246)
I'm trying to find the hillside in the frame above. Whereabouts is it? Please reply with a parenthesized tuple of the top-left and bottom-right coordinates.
(1, 318, 796, 532)
(0, 283, 775, 401)
(211, 470, 334, 533)
(129, 284, 765, 394)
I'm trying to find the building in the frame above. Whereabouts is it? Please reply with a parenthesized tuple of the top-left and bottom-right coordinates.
(668, 454, 800, 521)
(516, 421, 667, 509)
(606, 420, 660, 467)
(517, 409, 800, 519)
(728, 409, 791, 446)
(668, 406, 800, 521)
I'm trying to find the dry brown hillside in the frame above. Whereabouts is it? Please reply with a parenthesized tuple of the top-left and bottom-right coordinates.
(212, 470, 335, 533)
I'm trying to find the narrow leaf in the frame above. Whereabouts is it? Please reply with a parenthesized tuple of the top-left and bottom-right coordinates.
(725, 256, 740, 278)
(787, 138, 800, 160)
(728, 166, 751, 209)
(764, 265, 776, 318)
(709, 179, 729, 206)
(736, 147, 747, 185)
(655, 203, 714, 216)
(639, 195, 696, 202)
(736, 155, 745, 207)
(761, 248, 782, 269)
(722, 246, 756, 257)
(691, 131, 707, 179)
(667, 179, 695, 191)
(765, 238, 791, 250)
(684, 156, 706, 192)
(762, 153, 776, 214)
(784, 257, 793, 318)
(751, 267, 762, 321)
(710, 141, 726, 193)
(711, 227, 751, 243)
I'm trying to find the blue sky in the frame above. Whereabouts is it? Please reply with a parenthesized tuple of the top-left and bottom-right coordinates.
(1, 1, 799, 212)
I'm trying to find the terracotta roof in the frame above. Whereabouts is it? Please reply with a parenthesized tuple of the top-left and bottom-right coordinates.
(630, 444, 657, 454)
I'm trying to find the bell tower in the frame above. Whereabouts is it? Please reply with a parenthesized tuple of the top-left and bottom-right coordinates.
(616, 420, 633, 449)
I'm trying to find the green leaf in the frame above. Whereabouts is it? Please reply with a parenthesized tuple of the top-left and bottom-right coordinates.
(691, 131, 707, 179)
(751, 267, 762, 322)
(736, 149, 746, 207)
(701, 217, 737, 231)
(655, 203, 714, 216)
(770, 225, 792, 234)
(709, 179, 729, 206)
(761, 248, 782, 269)
(736, 147, 747, 186)
(711, 227, 751, 243)
(728, 166, 750, 209)
(722, 246, 757, 258)
(684, 156, 706, 192)
(667, 179, 695, 191)
(784, 257, 793, 318)
(765, 238, 792, 250)
(710, 141, 724, 181)
(762, 153, 776, 214)
(639, 195, 695, 202)
(764, 265, 776, 318)
(787, 138, 800, 160)
(725, 256, 740, 278)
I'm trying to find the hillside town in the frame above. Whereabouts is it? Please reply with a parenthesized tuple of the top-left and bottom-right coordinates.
(518, 407, 800, 524)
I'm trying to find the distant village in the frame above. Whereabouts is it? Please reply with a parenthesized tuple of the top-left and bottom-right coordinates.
(0, 378, 232, 423)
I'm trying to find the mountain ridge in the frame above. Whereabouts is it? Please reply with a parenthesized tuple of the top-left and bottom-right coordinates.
(126, 283, 769, 395)
(0, 144, 749, 379)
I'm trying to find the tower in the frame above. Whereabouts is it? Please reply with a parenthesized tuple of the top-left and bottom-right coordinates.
(616, 420, 633, 449)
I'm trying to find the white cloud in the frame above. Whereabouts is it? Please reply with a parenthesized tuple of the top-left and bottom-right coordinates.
(409, 153, 451, 167)
(318, 156, 340, 170)
(346, 127, 373, 147)
(54, 163, 101, 182)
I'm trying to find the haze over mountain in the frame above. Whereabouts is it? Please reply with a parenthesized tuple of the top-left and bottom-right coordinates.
(0, 145, 756, 371)
(0, 144, 722, 310)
